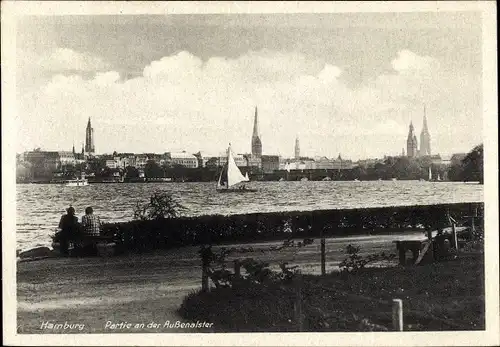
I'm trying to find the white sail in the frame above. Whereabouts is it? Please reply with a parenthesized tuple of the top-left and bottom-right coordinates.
(244, 172, 250, 181)
(217, 166, 224, 188)
(437, 173, 441, 181)
(428, 166, 432, 181)
(227, 147, 247, 187)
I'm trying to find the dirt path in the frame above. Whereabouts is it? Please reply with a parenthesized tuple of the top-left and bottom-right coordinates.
(17, 232, 424, 333)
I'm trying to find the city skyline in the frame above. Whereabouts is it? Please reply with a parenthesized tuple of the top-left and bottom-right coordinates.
(16, 12, 482, 160)
(20, 112, 465, 162)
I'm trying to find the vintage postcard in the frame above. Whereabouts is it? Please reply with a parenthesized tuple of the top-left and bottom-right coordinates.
(2, 1, 498, 346)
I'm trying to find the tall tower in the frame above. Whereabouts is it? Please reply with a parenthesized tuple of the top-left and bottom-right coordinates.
(85, 117, 95, 155)
(294, 136, 300, 159)
(406, 121, 418, 158)
(419, 106, 431, 156)
(251, 106, 262, 157)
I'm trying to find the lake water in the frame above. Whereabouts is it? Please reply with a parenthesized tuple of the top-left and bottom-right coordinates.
(16, 181, 483, 251)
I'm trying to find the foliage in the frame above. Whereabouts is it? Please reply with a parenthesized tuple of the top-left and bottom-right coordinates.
(339, 244, 395, 275)
(180, 251, 484, 332)
(447, 144, 483, 183)
(461, 144, 483, 183)
(124, 165, 140, 178)
(133, 190, 186, 220)
(144, 160, 164, 178)
(86, 158, 106, 174)
(200, 238, 313, 289)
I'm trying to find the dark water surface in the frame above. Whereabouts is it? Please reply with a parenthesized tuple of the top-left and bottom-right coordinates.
(16, 181, 483, 251)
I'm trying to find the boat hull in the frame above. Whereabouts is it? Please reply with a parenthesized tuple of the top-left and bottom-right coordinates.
(66, 180, 89, 186)
(217, 188, 258, 193)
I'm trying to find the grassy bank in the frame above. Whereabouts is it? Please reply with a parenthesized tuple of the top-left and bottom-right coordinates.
(178, 247, 484, 332)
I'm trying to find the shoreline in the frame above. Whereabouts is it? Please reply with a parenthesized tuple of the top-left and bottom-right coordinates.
(17, 180, 483, 184)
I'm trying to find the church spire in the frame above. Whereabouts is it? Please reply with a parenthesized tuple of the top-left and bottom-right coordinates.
(251, 106, 262, 157)
(294, 135, 300, 159)
(420, 104, 431, 156)
(85, 117, 95, 155)
(406, 120, 418, 158)
(422, 105, 429, 133)
(252, 106, 259, 138)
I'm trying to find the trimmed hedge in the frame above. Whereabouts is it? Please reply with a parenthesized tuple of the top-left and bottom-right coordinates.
(101, 202, 483, 254)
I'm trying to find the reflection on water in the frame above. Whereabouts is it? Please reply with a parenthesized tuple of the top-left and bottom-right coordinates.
(16, 181, 483, 251)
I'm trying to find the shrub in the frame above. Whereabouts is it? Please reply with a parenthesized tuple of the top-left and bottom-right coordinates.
(133, 190, 186, 220)
(339, 244, 395, 276)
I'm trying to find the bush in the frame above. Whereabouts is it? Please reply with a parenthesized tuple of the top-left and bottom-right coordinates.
(133, 190, 186, 220)
(339, 244, 395, 275)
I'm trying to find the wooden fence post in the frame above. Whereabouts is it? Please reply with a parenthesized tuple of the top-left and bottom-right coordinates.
(392, 299, 403, 331)
(450, 221, 458, 252)
(200, 245, 211, 293)
(201, 264, 210, 292)
(320, 227, 326, 276)
(294, 275, 304, 331)
(234, 259, 241, 278)
(470, 205, 477, 235)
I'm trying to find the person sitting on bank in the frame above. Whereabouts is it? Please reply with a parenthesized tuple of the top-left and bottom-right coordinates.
(58, 206, 79, 256)
(81, 206, 102, 237)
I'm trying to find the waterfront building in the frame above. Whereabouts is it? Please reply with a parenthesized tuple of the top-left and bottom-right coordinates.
(261, 155, 280, 174)
(419, 107, 431, 156)
(314, 156, 334, 170)
(251, 106, 262, 157)
(331, 154, 353, 170)
(85, 118, 95, 156)
(246, 154, 262, 168)
(58, 151, 76, 166)
(120, 156, 135, 168)
(204, 152, 247, 168)
(169, 152, 199, 168)
(24, 150, 61, 176)
(105, 159, 119, 169)
(135, 155, 148, 169)
(295, 136, 300, 159)
(406, 121, 419, 158)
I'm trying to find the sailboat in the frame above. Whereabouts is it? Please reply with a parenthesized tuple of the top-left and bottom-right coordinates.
(217, 144, 257, 193)
(437, 173, 442, 181)
(428, 166, 432, 181)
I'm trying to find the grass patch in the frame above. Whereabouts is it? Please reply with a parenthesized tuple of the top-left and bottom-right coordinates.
(178, 250, 484, 332)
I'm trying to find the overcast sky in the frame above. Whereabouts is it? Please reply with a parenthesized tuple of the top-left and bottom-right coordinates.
(16, 12, 483, 159)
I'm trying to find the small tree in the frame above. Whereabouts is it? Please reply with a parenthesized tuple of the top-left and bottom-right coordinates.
(461, 144, 483, 184)
(133, 190, 186, 220)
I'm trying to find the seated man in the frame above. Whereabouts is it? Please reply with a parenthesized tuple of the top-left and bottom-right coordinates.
(80, 207, 102, 254)
(58, 206, 79, 256)
(81, 206, 101, 236)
